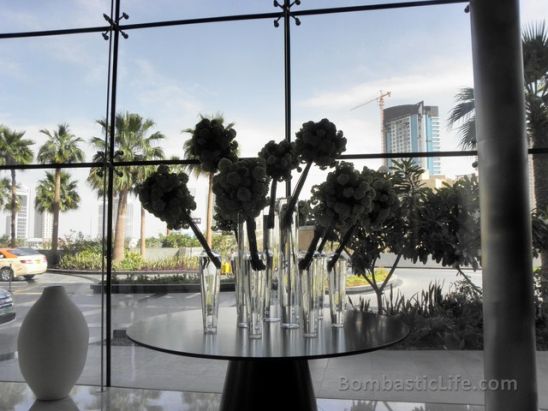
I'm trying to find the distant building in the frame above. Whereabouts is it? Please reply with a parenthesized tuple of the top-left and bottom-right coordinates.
(421, 173, 454, 190)
(97, 197, 135, 239)
(3, 185, 30, 240)
(383, 101, 441, 176)
(34, 209, 53, 241)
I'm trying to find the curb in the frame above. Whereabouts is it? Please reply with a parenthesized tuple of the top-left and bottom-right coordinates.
(346, 275, 400, 294)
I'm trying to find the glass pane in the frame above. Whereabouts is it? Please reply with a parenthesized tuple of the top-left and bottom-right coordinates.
(107, 164, 231, 389)
(292, 4, 473, 157)
(0, 167, 104, 386)
(0, 0, 110, 32)
(116, 20, 284, 160)
(0, 34, 109, 165)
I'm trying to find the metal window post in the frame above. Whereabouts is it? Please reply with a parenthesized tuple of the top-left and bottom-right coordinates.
(470, 0, 538, 409)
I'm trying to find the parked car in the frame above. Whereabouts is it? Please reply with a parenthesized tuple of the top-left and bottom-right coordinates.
(0, 249, 25, 281)
(0, 288, 15, 325)
(0, 248, 47, 280)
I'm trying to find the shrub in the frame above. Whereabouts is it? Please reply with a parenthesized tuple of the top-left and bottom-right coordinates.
(60, 231, 103, 254)
(351, 280, 547, 350)
(160, 233, 200, 248)
(59, 250, 199, 272)
(113, 252, 144, 271)
(59, 249, 103, 270)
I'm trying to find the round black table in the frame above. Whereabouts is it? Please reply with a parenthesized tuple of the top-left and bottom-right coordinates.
(127, 308, 409, 411)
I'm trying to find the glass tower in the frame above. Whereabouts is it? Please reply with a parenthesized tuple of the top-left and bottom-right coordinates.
(383, 101, 441, 176)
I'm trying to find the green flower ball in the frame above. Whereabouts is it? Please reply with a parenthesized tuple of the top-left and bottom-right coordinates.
(185, 117, 238, 173)
(136, 165, 196, 230)
(212, 158, 270, 219)
(361, 167, 399, 229)
(311, 161, 375, 230)
(258, 139, 300, 181)
(295, 119, 347, 169)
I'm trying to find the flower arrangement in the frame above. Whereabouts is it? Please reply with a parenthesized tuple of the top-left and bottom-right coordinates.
(212, 158, 270, 270)
(136, 165, 221, 268)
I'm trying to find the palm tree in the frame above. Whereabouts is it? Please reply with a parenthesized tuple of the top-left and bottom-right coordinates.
(133, 139, 165, 257)
(88, 112, 165, 263)
(448, 21, 548, 304)
(0, 126, 34, 246)
(0, 178, 11, 210)
(523, 22, 548, 302)
(38, 124, 84, 252)
(35, 171, 80, 231)
(183, 115, 238, 247)
(447, 87, 476, 149)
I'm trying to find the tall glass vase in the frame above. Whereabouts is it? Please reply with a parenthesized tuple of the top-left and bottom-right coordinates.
(299, 256, 319, 337)
(328, 253, 348, 328)
(243, 254, 266, 339)
(313, 252, 327, 320)
(199, 251, 221, 334)
(238, 214, 267, 338)
(262, 212, 280, 322)
(231, 217, 249, 328)
(278, 198, 300, 328)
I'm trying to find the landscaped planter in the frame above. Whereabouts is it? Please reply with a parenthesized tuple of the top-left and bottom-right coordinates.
(49, 268, 200, 276)
(90, 281, 235, 294)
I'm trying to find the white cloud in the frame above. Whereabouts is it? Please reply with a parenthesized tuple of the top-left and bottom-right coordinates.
(298, 61, 473, 111)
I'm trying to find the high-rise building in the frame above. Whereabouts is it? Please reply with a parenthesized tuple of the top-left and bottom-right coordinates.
(34, 209, 53, 241)
(97, 197, 135, 239)
(383, 101, 441, 176)
(3, 185, 31, 240)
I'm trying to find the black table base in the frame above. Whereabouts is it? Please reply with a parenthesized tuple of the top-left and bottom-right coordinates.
(220, 359, 317, 411)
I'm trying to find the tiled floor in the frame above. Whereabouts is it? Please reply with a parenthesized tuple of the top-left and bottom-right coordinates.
(2, 349, 547, 409)
(0, 382, 488, 411)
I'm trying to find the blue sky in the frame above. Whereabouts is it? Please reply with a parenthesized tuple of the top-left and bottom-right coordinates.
(0, 0, 546, 240)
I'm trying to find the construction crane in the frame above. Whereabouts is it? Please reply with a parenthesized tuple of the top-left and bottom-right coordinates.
(351, 90, 392, 160)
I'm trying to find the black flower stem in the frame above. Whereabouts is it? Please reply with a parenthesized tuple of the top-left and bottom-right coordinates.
(327, 224, 356, 272)
(185, 213, 221, 269)
(299, 220, 335, 271)
(317, 226, 334, 254)
(267, 180, 277, 229)
(282, 161, 312, 229)
(246, 217, 266, 271)
(263, 214, 270, 251)
(299, 226, 324, 271)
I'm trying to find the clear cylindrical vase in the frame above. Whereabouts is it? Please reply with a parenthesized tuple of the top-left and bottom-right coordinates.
(199, 251, 221, 334)
(300, 256, 319, 337)
(314, 252, 327, 320)
(230, 251, 247, 327)
(328, 253, 348, 328)
(278, 198, 300, 328)
(232, 216, 251, 328)
(262, 212, 280, 322)
(313, 252, 328, 320)
(243, 254, 266, 339)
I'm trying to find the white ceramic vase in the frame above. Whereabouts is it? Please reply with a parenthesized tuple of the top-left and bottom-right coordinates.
(17, 286, 89, 400)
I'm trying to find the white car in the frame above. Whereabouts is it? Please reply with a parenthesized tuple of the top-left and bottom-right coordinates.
(9, 248, 48, 279)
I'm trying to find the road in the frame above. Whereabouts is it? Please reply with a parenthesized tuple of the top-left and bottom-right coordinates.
(0, 268, 482, 383)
